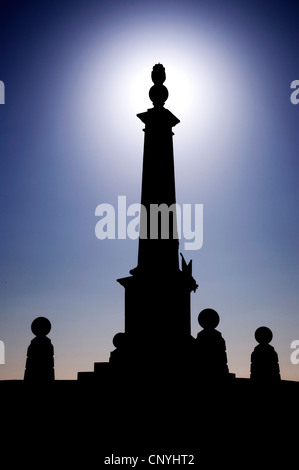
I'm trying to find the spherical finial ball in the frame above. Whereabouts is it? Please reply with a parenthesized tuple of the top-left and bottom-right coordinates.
(149, 84, 169, 107)
(198, 308, 220, 330)
(31, 317, 51, 337)
(112, 332, 126, 349)
(255, 326, 273, 344)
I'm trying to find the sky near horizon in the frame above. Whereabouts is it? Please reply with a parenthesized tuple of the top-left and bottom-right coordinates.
(0, 0, 298, 380)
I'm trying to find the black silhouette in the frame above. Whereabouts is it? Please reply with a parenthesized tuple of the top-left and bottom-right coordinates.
(102, 64, 198, 377)
(24, 317, 55, 382)
(2, 63, 299, 468)
(195, 308, 229, 380)
(109, 332, 129, 370)
(250, 326, 281, 383)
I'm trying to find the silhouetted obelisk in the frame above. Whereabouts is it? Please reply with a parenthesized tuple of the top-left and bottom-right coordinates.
(113, 64, 198, 375)
(136, 63, 180, 273)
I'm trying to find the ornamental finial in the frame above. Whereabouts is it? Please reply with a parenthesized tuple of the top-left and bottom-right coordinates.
(149, 63, 169, 107)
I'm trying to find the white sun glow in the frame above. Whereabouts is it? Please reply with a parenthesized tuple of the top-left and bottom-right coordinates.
(66, 20, 256, 183)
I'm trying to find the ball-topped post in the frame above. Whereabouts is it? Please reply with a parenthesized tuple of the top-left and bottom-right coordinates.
(195, 308, 230, 380)
(24, 316, 55, 382)
(149, 63, 169, 108)
(250, 326, 280, 382)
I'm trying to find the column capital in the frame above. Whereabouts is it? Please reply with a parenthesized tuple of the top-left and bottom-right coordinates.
(137, 107, 180, 129)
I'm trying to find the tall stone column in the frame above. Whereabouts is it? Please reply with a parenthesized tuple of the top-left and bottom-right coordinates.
(113, 64, 198, 373)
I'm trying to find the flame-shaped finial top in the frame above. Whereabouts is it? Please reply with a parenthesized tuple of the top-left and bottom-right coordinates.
(151, 63, 166, 85)
(149, 63, 169, 107)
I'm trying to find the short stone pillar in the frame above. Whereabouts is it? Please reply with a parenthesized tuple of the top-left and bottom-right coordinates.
(24, 317, 55, 382)
(250, 326, 280, 383)
(195, 308, 229, 381)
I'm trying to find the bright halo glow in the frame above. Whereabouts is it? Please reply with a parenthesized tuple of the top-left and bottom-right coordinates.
(66, 19, 259, 181)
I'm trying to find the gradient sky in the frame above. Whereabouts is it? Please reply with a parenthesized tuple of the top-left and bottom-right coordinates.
(0, 0, 298, 380)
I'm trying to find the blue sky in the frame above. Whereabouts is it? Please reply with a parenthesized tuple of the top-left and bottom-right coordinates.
(0, 0, 298, 379)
